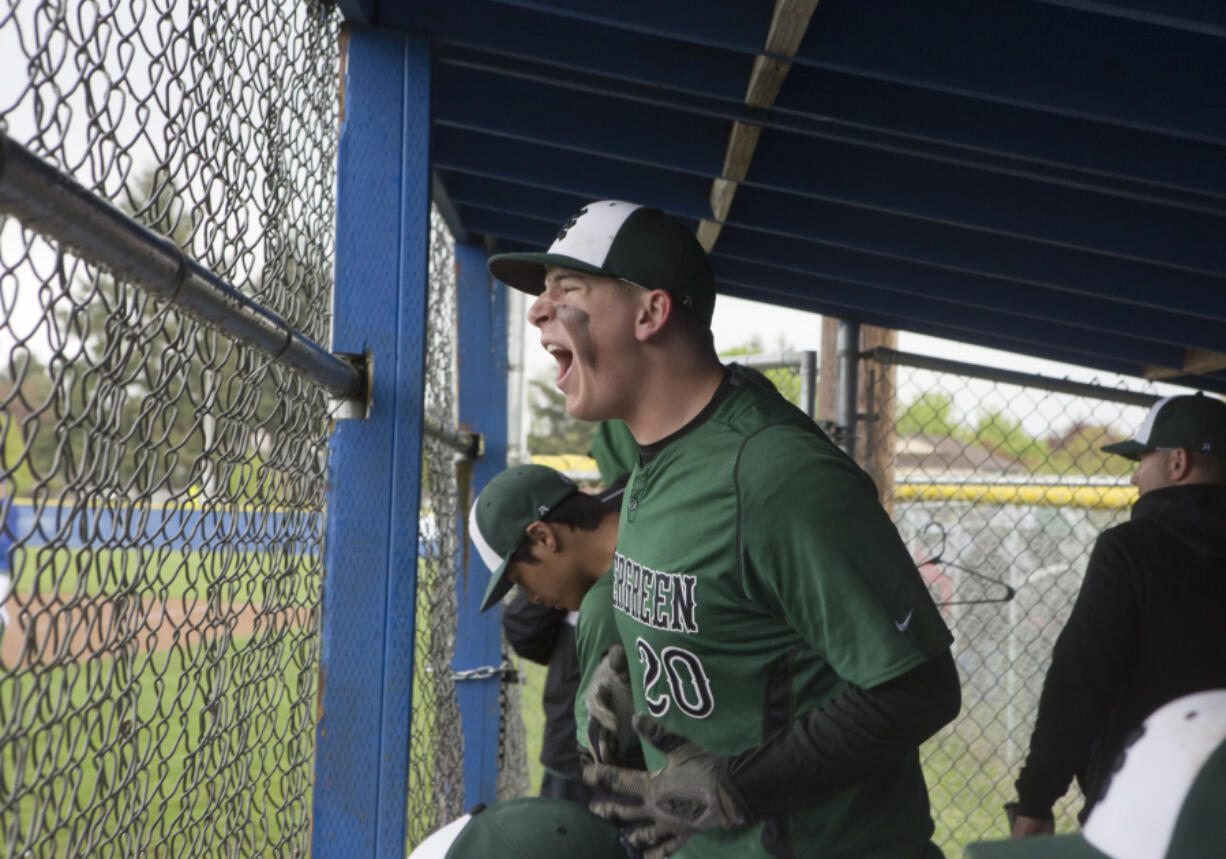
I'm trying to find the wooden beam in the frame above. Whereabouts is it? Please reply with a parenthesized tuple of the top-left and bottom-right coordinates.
(700, 0, 819, 252)
(1143, 348, 1226, 379)
(765, 0, 822, 55)
(746, 0, 820, 108)
(696, 217, 723, 252)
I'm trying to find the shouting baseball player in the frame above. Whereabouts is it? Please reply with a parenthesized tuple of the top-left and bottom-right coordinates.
(488, 201, 960, 859)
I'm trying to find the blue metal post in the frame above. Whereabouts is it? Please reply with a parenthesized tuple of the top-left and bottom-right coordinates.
(313, 27, 432, 858)
(453, 242, 508, 806)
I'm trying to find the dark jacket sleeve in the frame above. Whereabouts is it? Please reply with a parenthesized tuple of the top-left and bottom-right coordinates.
(502, 591, 568, 666)
(1013, 531, 1140, 818)
(724, 648, 961, 818)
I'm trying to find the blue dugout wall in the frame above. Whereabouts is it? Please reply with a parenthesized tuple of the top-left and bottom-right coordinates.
(311, 26, 507, 858)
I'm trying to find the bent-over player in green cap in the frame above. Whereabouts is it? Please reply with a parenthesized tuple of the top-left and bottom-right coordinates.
(468, 463, 637, 767)
(488, 200, 960, 859)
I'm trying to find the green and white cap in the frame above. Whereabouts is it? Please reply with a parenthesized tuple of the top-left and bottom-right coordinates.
(468, 465, 578, 612)
(1102, 392, 1226, 460)
(408, 798, 630, 859)
(487, 200, 716, 324)
(966, 689, 1226, 859)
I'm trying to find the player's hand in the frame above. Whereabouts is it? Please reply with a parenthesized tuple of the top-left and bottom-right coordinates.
(1011, 814, 1055, 838)
(585, 644, 636, 765)
(584, 714, 751, 859)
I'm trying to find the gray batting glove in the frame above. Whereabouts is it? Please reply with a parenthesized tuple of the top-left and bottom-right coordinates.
(585, 643, 636, 765)
(584, 714, 752, 859)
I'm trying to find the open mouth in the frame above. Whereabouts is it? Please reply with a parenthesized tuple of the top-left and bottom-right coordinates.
(545, 343, 574, 388)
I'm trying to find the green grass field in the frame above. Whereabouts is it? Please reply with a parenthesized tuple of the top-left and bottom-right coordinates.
(1, 631, 317, 857)
(2, 538, 322, 857)
(8, 544, 319, 607)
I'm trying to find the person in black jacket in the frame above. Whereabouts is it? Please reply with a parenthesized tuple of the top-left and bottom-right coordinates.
(1010, 392, 1226, 838)
(502, 593, 592, 804)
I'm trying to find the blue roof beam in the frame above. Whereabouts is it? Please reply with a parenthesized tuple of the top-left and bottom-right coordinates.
(433, 64, 729, 178)
(723, 185, 1226, 318)
(709, 232, 1226, 353)
(498, 0, 1226, 143)
(714, 260, 1185, 370)
(402, 2, 1226, 203)
(431, 125, 714, 221)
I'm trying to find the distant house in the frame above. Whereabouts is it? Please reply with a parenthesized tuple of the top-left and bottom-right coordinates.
(894, 433, 1027, 480)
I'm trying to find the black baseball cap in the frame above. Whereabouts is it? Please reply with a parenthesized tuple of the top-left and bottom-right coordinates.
(966, 690, 1226, 859)
(467, 465, 579, 611)
(1101, 393, 1226, 460)
(408, 798, 630, 859)
(487, 200, 716, 324)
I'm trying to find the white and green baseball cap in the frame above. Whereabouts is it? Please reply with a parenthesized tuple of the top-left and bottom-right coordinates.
(487, 200, 716, 324)
(966, 689, 1226, 859)
(408, 798, 630, 859)
(468, 465, 579, 612)
(1102, 392, 1226, 460)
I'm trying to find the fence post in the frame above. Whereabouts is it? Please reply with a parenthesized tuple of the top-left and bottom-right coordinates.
(798, 349, 817, 419)
(836, 319, 861, 459)
(453, 242, 509, 806)
(313, 26, 431, 858)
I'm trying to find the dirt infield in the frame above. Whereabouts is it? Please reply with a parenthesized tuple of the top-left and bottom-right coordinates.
(1, 592, 308, 667)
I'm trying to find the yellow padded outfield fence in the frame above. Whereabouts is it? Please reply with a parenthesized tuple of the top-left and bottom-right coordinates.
(894, 482, 1138, 510)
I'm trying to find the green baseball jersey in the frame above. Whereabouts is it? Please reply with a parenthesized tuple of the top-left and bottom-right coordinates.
(574, 572, 621, 751)
(589, 420, 638, 488)
(613, 378, 952, 858)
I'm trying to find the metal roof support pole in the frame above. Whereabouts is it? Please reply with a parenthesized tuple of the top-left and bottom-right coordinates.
(836, 320, 861, 460)
(313, 27, 432, 858)
(453, 240, 508, 807)
(798, 349, 817, 419)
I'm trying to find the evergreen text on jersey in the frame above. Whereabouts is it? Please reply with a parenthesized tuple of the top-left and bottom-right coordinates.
(611, 552, 699, 634)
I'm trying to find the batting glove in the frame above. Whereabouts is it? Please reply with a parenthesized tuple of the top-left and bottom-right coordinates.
(585, 643, 637, 765)
(584, 714, 752, 859)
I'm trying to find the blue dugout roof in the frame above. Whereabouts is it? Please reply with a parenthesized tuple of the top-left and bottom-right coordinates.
(339, 0, 1226, 391)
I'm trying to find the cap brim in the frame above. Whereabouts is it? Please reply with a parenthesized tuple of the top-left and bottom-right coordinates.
(965, 834, 1107, 859)
(408, 814, 471, 859)
(487, 252, 615, 295)
(480, 555, 515, 612)
(1100, 439, 1151, 459)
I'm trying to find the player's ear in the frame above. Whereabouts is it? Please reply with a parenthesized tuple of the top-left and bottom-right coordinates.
(523, 520, 557, 552)
(1169, 447, 1192, 481)
(634, 289, 672, 342)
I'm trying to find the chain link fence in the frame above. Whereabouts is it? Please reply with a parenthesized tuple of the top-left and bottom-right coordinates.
(1, 1, 340, 855)
(856, 350, 1168, 854)
(408, 208, 529, 847)
(405, 209, 466, 846)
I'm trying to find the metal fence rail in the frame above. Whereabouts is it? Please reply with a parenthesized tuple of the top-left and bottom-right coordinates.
(0, 2, 340, 855)
(0, 135, 364, 404)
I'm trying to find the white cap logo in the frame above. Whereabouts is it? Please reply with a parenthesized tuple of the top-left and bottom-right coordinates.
(546, 200, 641, 269)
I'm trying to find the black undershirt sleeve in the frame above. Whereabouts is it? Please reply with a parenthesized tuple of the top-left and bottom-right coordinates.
(501, 591, 566, 666)
(721, 649, 961, 819)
